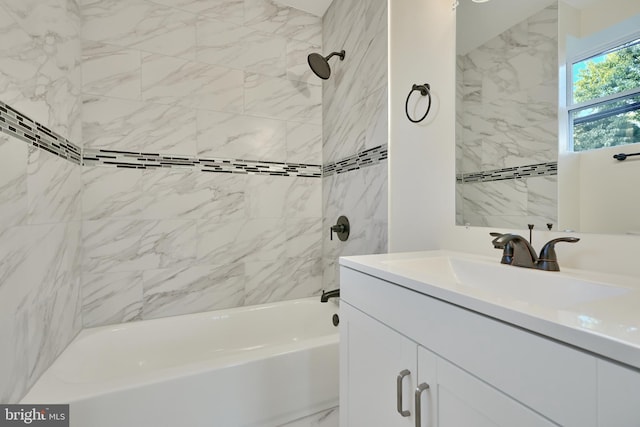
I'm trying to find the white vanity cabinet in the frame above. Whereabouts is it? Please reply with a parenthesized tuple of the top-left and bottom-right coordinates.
(339, 301, 416, 426)
(597, 360, 640, 424)
(419, 348, 558, 427)
(339, 263, 640, 427)
(341, 301, 555, 427)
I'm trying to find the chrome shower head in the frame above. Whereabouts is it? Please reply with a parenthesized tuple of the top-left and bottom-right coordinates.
(307, 50, 345, 80)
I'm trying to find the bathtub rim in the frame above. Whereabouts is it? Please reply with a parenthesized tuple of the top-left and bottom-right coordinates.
(21, 297, 339, 404)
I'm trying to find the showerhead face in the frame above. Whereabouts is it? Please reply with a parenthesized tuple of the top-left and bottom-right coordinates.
(307, 52, 331, 80)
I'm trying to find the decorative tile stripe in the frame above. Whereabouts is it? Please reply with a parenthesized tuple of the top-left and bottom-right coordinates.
(0, 100, 82, 164)
(0, 101, 321, 178)
(0, 99, 389, 179)
(83, 148, 322, 177)
(456, 162, 558, 183)
(323, 144, 388, 176)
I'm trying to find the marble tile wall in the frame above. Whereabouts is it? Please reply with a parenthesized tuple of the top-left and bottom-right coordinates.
(323, 145, 387, 177)
(81, 167, 322, 326)
(456, 3, 558, 228)
(456, 175, 558, 228)
(0, 0, 391, 403)
(321, 0, 388, 290)
(323, 162, 388, 289)
(78, 0, 324, 326)
(81, 148, 321, 176)
(322, 0, 388, 163)
(80, 0, 322, 157)
(0, 0, 83, 403)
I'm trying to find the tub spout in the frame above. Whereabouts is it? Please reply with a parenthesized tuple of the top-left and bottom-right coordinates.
(320, 289, 340, 303)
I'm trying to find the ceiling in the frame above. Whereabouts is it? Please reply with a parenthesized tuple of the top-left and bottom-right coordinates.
(277, 0, 334, 17)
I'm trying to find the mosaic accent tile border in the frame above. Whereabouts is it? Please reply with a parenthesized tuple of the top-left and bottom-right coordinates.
(0, 100, 321, 178)
(0, 100, 82, 164)
(83, 148, 322, 177)
(0, 100, 388, 179)
(323, 144, 388, 176)
(456, 162, 558, 183)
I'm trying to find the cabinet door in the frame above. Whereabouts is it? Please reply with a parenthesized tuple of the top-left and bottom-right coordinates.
(417, 347, 557, 427)
(598, 360, 640, 426)
(340, 302, 416, 427)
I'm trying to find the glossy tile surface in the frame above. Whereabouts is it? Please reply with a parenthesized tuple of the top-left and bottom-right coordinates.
(321, 0, 388, 291)
(0, 0, 83, 403)
(78, 0, 324, 329)
(1, 0, 331, 404)
(456, 4, 558, 227)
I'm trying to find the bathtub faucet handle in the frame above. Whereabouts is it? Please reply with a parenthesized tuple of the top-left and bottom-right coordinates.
(330, 216, 350, 241)
(330, 223, 345, 236)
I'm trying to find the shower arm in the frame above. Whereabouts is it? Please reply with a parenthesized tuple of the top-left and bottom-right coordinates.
(325, 50, 345, 61)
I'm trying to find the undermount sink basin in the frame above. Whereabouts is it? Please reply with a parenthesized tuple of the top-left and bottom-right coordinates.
(381, 256, 630, 309)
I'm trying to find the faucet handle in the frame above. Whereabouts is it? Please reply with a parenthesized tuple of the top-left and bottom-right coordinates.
(538, 237, 580, 271)
(330, 216, 350, 241)
(490, 232, 514, 265)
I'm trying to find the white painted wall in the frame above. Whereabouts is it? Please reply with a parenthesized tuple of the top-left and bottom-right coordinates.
(389, 0, 640, 278)
(557, 1, 581, 233)
(559, 4, 640, 234)
(576, 144, 640, 234)
(388, 0, 456, 253)
(580, 0, 640, 37)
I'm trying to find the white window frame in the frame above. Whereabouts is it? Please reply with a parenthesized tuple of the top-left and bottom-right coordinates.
(566, 28, 640, 152)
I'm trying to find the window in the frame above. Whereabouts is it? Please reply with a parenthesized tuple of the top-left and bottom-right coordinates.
(569, 37, 640, 152)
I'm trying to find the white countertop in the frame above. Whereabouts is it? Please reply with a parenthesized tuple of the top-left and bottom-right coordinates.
(340, 250, 640, 370)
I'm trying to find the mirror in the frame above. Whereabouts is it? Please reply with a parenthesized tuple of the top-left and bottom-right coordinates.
(455, 0, 640, 234)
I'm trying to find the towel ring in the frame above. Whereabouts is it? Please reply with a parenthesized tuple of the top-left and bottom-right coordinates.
(405, 83, 432, 123)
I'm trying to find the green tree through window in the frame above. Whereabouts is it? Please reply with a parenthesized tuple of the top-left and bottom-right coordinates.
(571, 40, 640, 151)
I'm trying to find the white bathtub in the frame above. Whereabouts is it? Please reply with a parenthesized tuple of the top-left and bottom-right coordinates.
(22, 297, 339, 427)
